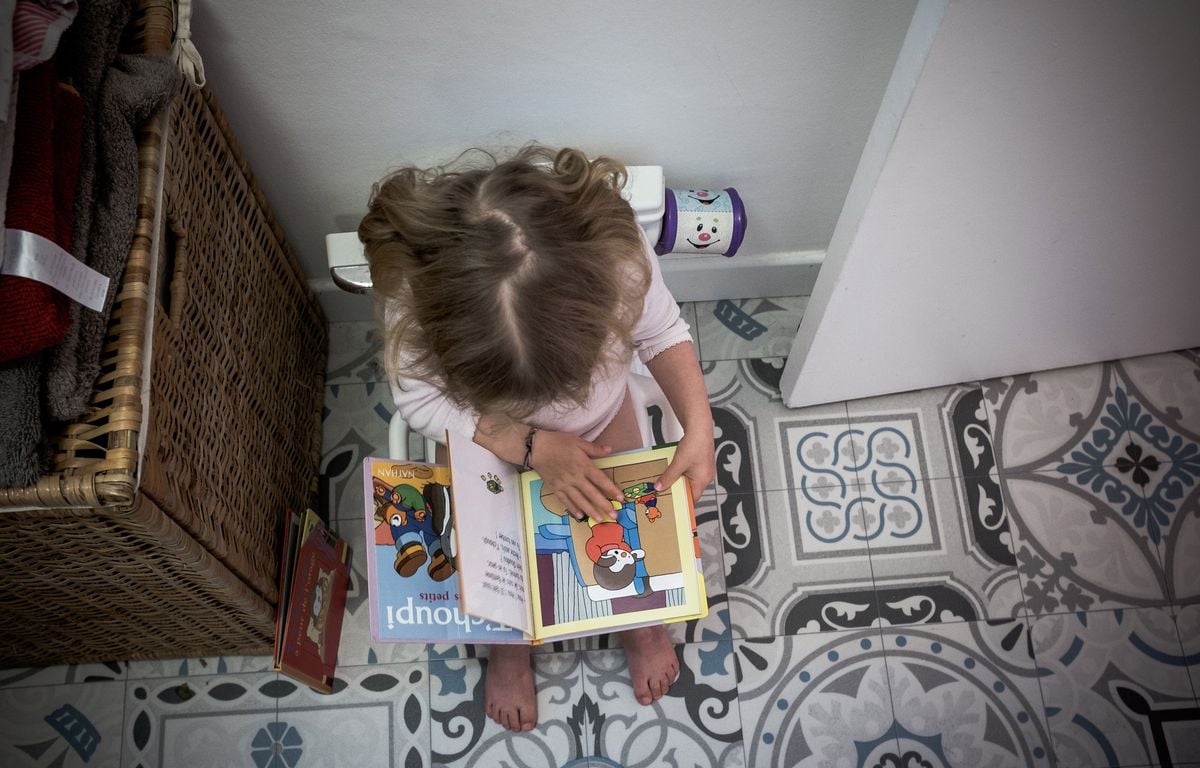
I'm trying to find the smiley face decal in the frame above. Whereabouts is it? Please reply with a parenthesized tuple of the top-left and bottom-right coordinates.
(687, 189, 723, 206)
(687, 216, 722, 249)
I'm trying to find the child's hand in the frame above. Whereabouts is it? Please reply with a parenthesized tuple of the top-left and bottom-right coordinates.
(654, 426, 716, 495)
(530, 430, 624, 523)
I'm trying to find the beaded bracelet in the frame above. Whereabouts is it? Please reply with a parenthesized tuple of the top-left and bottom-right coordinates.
(521, 426, 539, 472)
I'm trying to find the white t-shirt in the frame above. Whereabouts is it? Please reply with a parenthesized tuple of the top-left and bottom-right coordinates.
(387, 231, 692, 442)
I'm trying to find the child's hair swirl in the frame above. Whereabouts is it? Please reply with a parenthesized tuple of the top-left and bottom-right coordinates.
(359, 145, 651, 422)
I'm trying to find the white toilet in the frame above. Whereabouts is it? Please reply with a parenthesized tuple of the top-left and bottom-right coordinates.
(324, 166, 683, 460)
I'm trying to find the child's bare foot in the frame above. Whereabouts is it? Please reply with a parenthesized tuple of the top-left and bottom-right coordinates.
(620, 625, 679, 705)
(484, 644, 537, 732)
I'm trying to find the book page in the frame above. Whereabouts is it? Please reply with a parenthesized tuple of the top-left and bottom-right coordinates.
(447, 434, 533, 635)
(520, 445, 705, 641)
(363, 457, 524, 643)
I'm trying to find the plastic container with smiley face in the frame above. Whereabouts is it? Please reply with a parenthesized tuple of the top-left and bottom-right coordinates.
(655, 187, 746, 257)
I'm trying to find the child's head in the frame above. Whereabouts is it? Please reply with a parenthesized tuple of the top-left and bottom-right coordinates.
(359, 146, 650, 421)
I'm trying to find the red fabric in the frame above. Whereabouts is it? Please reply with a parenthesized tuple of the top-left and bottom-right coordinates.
(0, 61, 83, 363)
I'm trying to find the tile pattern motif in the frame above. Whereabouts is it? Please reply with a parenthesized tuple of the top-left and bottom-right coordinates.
(3, 308, 1198, 768)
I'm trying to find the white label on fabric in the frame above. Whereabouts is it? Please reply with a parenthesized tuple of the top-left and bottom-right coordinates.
(1, 228, 110, 312)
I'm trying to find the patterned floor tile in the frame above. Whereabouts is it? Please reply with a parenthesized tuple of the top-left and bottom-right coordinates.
(1119, 349, 1200, 466)
(724, 488, 876, 639)
(706, 356, 849, 495)
(322, 381, 399, 522)
(1134, 452, 1200, 609)
(1, 680, 125, 767)
(1178, 605, 1200, 710)
(881, 619, 1053, 767)
(735, 629, 897, 767)
(273, 663, 430, 768)
(868, 475, 1024, 628)
(326, 321, 386, 385)
(0, 661, 126, 689)
(428, 650, 583, 767)
(667, 490, 730, 646)
(126, 656, 273, 680)
(846, 381, 996, 483)
(1032, 607, 1199, 768)
(123, 672, 278, 768)
(581, 640, 743, 767)
(695, 296, 809, 362)
(1001, 470, 1170, 617)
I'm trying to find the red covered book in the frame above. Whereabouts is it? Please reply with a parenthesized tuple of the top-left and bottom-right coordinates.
(273, 509, 351, 694)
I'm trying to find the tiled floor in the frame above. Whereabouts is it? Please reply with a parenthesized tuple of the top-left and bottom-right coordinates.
(4, 298, 1200, 767)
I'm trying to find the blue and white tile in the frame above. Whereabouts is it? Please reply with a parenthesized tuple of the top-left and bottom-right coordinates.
(1138, 471, 1200, 609)
(983, 361, 1142, 478)
(1001, 470, 1169, 616)
(881, 619, 1053, 767)
(273, 663, 430, 768)
(0, 661, 127, 689)
(1, 680, 125, 767)
(724, 488, 877, 639)
(1032, 607, 1198, 768)
(706, 356, 850, 497)
(868, 475, 1024, 627)
(326, 321, 385, 386)
(846, 381, 996, 483)
(695, 296, 809, 362)
(736, 629, 896, 767)
(123, 672, 278, 768)
(1118, 349, 1200, 467)
(428, 650, 582, 767)
(581, 640, 744, 767)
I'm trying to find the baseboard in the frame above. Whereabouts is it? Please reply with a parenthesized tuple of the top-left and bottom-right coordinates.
(314, 249, 825, 323)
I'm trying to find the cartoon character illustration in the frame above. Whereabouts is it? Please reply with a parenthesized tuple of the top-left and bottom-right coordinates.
(481, 472, 503, 495)
(585, 511, 647, 592)
(687, 215, 723, 250)
(686, 189, 723, 206)
(306, 569, 333, 658)
(372, 477, 454, 581)
(621, 482, 659, 523)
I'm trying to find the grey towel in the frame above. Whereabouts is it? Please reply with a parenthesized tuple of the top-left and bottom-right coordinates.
(46, 52, 178, 420)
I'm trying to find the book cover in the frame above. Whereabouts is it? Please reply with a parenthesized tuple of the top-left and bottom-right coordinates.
(362, 458, 526, 643)
(275, 510, 351, 694)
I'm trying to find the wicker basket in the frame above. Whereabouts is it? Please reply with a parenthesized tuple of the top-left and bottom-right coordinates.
(0, 1, 327, 666)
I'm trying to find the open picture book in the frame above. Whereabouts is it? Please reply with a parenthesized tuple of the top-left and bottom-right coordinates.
(362, 435, 706, 644)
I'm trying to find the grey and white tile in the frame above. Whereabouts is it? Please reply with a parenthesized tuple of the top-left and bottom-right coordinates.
(1001, 470, 1170, 617)
(706, 356, 849, 496)
(1119, 349, 1200, 465)
(580, 640, 744, 767)
(428, 650, 583, 767)
(1, 680, 125, 767)
(0, 661, 126, 689)
(1176, 604, 1200, 712)
(321, 381, 398, 523)
(846, 381, 996, 483)
(881, 619, 1052, 767)
(326, 321, 385, 385)
(1032, 607, 1199, 768)
(123, 672, 278, 768)
(126, 655, 273, 681)
(274, 663, 430, 768)
(695, 296, 809, 362)
(1133, 441, 1200, 609)
(723, 488, 876, 640)
(736, 629, 896, 767)
(868, 475, 1024, 627)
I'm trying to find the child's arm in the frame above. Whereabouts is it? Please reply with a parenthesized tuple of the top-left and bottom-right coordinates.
(646, 341, 716, 495)
(473, 415, 624, 523)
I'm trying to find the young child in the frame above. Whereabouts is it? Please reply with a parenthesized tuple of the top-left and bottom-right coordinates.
(358, 146, 716, 733)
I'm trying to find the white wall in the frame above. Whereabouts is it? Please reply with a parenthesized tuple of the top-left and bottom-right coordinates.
(192, 0, 914, 314)
(782, 0, 1200, 408)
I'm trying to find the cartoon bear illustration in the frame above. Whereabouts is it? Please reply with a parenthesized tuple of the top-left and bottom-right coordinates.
(372, 478, 454, 581)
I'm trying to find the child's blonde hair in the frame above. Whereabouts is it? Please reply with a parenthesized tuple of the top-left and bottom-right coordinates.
(359, 146, 651, 422)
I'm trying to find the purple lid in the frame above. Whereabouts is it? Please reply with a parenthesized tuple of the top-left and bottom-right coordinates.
(725, 187, 746, 258)
(655, 188, 677, 256)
